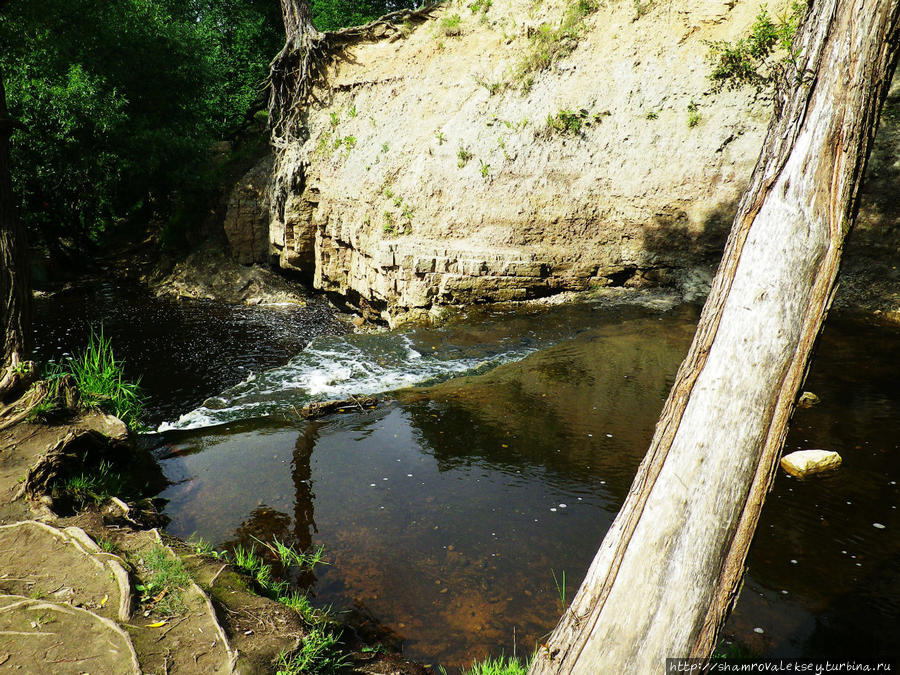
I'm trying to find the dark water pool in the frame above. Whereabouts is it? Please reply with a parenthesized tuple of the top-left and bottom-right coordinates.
(33, 280, 347, 424)
(33, 282, 900, 667)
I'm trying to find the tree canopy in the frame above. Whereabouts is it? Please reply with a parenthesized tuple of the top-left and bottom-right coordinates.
(311, 0, 421, 31)
(0, 0, 282, 248)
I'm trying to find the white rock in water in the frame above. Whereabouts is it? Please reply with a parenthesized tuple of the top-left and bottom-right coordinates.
(780, 449, 842, 477)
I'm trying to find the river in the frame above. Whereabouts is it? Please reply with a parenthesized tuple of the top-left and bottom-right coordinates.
(34, 282, 900, 669)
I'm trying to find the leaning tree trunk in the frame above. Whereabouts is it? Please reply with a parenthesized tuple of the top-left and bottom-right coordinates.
(529, 1, 900, 673)
(0, 62, 31, 378)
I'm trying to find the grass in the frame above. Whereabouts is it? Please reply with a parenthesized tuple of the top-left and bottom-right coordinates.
(440, 654, 531, 675)
(276, 627, 348, 675)
(62, 326, 145, 430)
(61, 460, 125, 507)
(511, 0, 598, 92)
(551, 569, 567, 613)
(137, 546, 192, 617)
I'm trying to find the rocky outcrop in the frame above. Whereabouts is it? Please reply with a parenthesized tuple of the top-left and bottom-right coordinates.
(224, 155, 274, 265)
(263, 0, 899, 325)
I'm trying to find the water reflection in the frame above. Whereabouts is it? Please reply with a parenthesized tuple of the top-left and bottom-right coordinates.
(157, 308, 900, 668)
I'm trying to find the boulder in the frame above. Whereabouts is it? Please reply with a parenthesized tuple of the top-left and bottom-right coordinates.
(780, 449, 842, 477)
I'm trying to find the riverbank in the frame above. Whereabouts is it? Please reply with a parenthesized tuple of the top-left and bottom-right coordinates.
(0, 386, 428, 674)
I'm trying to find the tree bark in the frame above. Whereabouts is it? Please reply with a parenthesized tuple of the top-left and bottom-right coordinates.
(528, 1, 900, 673)
(0, 62, 32, 374)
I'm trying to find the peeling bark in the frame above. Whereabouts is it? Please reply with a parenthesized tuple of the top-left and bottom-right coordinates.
(528, 1, 900, 673)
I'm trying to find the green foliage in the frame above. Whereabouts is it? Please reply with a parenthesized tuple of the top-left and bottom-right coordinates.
(512, 0, 598, 92)
(61, 461, 125, 507)
(551, 568, 567, 613)
(63, 327, 145, 430)
(469, 0, 493, 14)
(452, 654, 531, 675)
(311, 0, 419, 31)
(457, 145, 474, 168)
(645, 110, 659, 120)
(0, 0, 281, 248)
(137, 546, 192, 617)
(442, 13, 463, 37)
(479, 159, 491, 178)
(707, 3, 806, 91)
(546, 108, 607, 135)
(547, 110, 582, 134)
(687, 100, 701, 128)
(276, 628, 348, 675)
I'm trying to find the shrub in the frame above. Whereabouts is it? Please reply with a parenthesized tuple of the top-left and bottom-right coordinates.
(707, 2, 806, 91)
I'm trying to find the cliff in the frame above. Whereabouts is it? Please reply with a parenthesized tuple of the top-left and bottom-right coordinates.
(238, 0, 899, 324)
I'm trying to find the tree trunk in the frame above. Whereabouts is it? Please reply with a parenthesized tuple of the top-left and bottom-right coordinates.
(268, 0, 324, 144)
(0, 63, 31, 373)
(528, 1, 900, 673)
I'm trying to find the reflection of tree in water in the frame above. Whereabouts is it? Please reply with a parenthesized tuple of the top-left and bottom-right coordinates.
(219, 422, 323, 586)
(291, 421, 320, 554)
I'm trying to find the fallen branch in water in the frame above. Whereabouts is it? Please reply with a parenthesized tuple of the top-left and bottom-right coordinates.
(295, 395, 377, 420)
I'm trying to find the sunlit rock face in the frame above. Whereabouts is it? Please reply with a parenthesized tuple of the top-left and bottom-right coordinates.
(263, 0, 899, 324)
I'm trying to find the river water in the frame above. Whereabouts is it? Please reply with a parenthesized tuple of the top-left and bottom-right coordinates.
(34, 283, 900, 668)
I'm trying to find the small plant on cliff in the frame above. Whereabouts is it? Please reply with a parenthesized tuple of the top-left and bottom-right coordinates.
(64, 327, 145, 430)
(457, 145, 474, 167)
(434, 130, 446, 145)
(511, 0, 598, 92)
(547, 109, 582, 134)
(687, 100, 701, 128)
(441, 13, 463, 36)
(706, 2, 806, 92)
(479, 159, 491, 178)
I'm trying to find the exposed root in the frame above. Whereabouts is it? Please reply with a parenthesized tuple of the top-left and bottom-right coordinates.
(0, 379, 47, 432)
(0, 355, 35, 402)
(12, 427, 110, 501)
(267, 3, 438, 145)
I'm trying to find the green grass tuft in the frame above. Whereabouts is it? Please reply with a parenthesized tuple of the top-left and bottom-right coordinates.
(62, 460, 125, 507)
(136, 546, 192, 617)
(64, 326, 145, 430)
(276, 628, 348, 675)
(459, 654, 531, 675)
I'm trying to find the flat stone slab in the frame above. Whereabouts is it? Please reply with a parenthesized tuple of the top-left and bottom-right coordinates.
(0, 521, 131, 621)
(781, 449, 842, 477)
(0, 595, 140, 674)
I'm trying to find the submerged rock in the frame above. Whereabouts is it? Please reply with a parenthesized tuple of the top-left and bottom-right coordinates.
(780, 449, 842, 477)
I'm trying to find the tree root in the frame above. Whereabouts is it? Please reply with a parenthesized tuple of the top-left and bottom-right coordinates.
(267, 3, 439, 144)
(0, 379, 47, 432)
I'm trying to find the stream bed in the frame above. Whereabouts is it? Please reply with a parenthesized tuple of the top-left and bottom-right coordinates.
(35, 283, 900, 668)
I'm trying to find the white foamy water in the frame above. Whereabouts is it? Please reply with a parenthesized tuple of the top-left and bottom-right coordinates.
(159, 332, 533, 431)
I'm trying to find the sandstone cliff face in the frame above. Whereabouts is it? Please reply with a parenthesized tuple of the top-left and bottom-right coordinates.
(266, 0, 898, 324)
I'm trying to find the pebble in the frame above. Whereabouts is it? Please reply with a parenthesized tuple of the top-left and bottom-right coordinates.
(873, 522, 886, 529)
(550, 508, 557, 512)
(754, 627, 765, 634)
